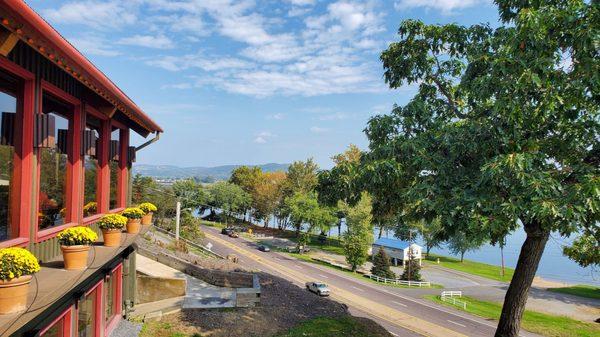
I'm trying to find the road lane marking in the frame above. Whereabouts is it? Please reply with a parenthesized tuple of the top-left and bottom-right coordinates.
(388, 332, 398, 337)
(448, 320, 467, 328)
(301, 262, 499, 331)
(204, 231, 466, 337)
(318, 274, 329, 279)
(351, 286, 364, 292)
(392, 301, 408, 307)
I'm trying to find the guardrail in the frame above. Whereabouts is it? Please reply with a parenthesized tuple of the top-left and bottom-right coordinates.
(367, 274, 431, 287)
(153, 226, 225, 259)
(441, 290, 467, 309)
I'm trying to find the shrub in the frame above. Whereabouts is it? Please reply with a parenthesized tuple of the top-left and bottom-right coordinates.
(97, 214, 127, 230)
(121, 207, 144, 219)
(57, 226, 98, 246)
(0, 247, 40, 281)
(371, 248, 396, 279)
(138, 202, 157, 214)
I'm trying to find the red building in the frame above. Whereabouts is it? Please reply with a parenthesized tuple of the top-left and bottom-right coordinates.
(0, 1, 162, 336)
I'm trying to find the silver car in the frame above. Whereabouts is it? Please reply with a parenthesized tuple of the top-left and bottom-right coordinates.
(306, 282, 330, 296)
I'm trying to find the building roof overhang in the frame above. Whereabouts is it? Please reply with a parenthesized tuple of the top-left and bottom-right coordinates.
(0, 0, 163, 136)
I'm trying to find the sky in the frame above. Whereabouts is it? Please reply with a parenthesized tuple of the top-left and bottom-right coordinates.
(27, 0, 501, 169)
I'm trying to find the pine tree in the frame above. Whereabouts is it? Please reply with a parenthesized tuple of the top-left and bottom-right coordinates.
(400, 251, 422, 281)
(371, 248, 396, 279)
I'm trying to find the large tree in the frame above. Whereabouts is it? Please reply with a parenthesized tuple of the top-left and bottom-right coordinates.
(341, 193, 374, 271)
(207, 181, 251, 224)
(253, 171, 287, 227)
(366, 1, 599, 336)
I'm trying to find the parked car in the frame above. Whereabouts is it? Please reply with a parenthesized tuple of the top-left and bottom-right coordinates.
(228, 232, 239, 238)
(258, 245, 270, 252)
(221, 227, 234, 235)
(305, 282, 330, 296)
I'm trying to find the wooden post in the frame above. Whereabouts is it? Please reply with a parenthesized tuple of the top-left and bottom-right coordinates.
(175, 201, 181, 241)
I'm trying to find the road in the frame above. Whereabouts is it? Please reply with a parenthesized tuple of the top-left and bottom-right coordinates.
(201, 225, 525, 337)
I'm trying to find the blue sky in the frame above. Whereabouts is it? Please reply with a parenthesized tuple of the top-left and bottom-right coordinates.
(28, 0, 500, 168)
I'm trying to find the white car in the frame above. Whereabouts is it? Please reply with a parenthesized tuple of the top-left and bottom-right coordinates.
(305, 282, 330, 296)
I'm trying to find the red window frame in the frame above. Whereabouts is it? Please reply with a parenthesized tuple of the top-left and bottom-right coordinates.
(82, 105, 108, 225)
(77, 279, 103, 337)
(35, 80, 83, 242)
(0, 57, 35, 248)
(39, 305, 74, 337)
(104, 263, 123, 336)
(109, 120, 128, 212)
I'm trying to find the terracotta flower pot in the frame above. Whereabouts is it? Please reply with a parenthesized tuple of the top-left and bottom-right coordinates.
(126, 218, 141, 234)
(0, 275, 32, 314)
(61, 245, 91, 270)
(101, 228, 122, 247)
(141, 212, 153, 226)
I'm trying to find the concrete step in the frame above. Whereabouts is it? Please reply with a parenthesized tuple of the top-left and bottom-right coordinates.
(182, 289, 237, 309)
(131, 296, 184, 321)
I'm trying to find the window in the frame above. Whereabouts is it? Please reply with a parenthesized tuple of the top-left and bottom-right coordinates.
(78, 282, 102, 337)
(0, 89, 17, 242)
(38, 94, 71, 230)
(109, 128, 120, 209)
(40, 306, 73, 337)
(105, 264, 122, 329)
(83, 115, 101, 218)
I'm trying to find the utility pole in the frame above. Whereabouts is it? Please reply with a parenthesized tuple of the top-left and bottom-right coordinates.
(175, 201, 181, 241)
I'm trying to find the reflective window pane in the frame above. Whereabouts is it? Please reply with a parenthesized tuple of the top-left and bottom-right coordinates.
(78, 288, 97, 337)
(109, 128, 119, 209)
(0, 91, 16, 242)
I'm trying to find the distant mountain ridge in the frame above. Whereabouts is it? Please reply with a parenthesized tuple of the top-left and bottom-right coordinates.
(132, 163, 290, 180)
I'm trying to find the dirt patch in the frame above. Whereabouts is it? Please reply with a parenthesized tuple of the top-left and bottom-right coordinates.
(140, 272, 391, 337)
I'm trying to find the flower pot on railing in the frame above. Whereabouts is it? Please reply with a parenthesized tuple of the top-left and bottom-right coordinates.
(121, 207, 145, 234)
(0, 248, 40, 314)
(139, 202, 157, 226)
(57, 227, 97, 270)
(97, 214, 127, 247)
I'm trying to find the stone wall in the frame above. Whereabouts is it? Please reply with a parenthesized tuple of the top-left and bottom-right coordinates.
(136, 275, 186, 304)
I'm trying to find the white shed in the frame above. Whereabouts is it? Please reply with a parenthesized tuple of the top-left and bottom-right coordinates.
(371, 238, 422, 267)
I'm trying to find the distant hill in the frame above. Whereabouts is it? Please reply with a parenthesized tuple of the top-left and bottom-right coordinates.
(132, 163, 290, 180)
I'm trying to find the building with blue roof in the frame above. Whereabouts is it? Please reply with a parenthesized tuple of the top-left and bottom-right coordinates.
(371, 238, 423, 267)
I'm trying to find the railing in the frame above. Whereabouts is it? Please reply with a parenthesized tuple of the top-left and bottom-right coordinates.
(441, 290, 467, 309)
(153, 226, 224, 259)
(367, 274, 431, 287)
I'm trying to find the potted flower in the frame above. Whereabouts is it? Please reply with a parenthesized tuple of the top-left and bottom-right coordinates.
(83, 202, 97, 217)
(97, 214, 127, 247)
(0, 248, 40, 314)
(121, 207, 145, 234)
(57, 227, 97, 270)
(139, 202, 157, 225)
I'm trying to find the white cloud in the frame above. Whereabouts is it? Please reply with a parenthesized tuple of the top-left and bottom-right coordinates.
(254, 131, 276, 143)
(318, 112, 348, 121)
(267, 113, 285, 120)
(118, 34, 175, 49)
(310, 126, 329, 133)
(69, 36, 121, 57)
(42, 1, 137, 29)
(394, 0, 484, 14)
(147, 54, 252, 72)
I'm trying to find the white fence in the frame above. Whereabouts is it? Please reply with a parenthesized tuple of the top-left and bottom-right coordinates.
(367, 274, 431, 287)
(441, 290, 467, 309)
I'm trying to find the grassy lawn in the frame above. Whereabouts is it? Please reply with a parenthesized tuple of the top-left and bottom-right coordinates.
(286, 235, 346, 255)
(199, 219, 226, 228)
(547, 284, 600, 300)
(288, 252, 443, 289)
(425, 295, 600, 337)
(274, 316, 391, 337)
(425, 254, 514, 282)
(140, 321, 201, 337)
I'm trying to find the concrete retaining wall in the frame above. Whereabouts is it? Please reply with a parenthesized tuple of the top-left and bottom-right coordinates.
(137, 245, 260, 307)
(136, 275, 187, 304)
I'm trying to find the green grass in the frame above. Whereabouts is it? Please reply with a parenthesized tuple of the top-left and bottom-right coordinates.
(274, 316, 389, 337)
(425, 253, 514, 282)
(199, 219, 225, 228)
(288, 252, 443, 289)
(547, 284, 600, 300)
(425, 295, 600, 337)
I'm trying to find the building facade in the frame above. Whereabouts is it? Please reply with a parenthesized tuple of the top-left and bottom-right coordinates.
(0, 1, 162, 336)
(371, 238, 422, 267)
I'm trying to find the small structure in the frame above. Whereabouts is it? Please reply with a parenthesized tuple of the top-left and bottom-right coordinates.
(371, 238, 422, 267)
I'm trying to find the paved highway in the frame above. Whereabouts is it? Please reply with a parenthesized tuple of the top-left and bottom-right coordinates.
(201, 225, 529, 337)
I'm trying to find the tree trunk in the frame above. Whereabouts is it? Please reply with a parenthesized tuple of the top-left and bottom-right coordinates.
(495, 222, 550, 337)
(460, 252, 464, 262)
(378, 226, 383, 239)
